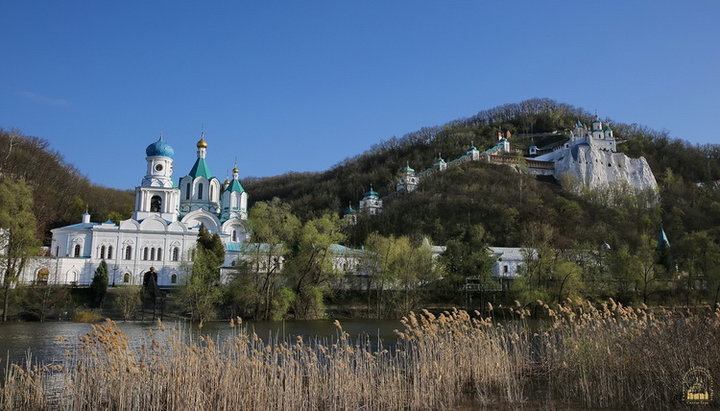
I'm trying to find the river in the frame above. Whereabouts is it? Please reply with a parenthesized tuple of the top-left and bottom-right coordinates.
(0, 319, 402, 370)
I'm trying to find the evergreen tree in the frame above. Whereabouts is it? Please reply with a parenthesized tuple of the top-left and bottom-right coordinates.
(90, 260, 109, 307)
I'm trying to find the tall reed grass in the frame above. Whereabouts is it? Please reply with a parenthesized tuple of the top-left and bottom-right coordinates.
(2, 300, 718, 410)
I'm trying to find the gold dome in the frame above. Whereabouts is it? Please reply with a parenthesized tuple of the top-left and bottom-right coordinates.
(232, 167, 239, 174)
(224, 179, 231, 185)
(196, 137, 208, 148)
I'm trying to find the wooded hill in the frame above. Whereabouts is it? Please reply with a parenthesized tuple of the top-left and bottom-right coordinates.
(3, 98, 719, 251)
(243, 98, 720, 250)
(0, 129, 134, 242)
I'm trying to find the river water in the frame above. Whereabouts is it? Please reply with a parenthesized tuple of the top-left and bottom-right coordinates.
(0, 319, 402, 369)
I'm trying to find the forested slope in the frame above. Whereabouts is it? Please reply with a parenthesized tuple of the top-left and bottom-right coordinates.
(0, 129, 134, 242)
(244, 99, 720, 249)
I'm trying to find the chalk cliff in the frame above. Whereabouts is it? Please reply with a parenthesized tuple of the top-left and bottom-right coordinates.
(553, 143, 657, 191)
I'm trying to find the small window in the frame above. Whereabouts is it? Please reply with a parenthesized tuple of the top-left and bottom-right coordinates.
(172, 247, 179, 262)
(55, 246, 59, 257)
(170, 274, 177, 284)
(150, 248, 155, 261)
(123, 273, 130, 283)
(232, 230, 237, 242)
(100, 245, 106, 259)
(198, 183, 204, 200)
(503, 265, 509, 273)
(74, 244, 81, 257)
(150, 195, 162, 212)
(143, 247, 149, 260)
(125, 246, 133, 260)
(108, 246, 113, 260)
(185, 183, 191, 200)
(157, 248, 162, 261)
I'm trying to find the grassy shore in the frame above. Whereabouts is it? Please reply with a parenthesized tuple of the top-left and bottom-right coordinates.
(2, 299, 719, 410)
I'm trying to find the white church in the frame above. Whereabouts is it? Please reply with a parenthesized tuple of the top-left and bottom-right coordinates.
(21, 136, 251, 287)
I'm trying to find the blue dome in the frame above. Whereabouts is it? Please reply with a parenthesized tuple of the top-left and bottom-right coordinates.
(145, 137, 174, 158)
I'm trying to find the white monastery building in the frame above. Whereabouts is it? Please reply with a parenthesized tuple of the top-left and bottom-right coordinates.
(21, 136, 250, 287)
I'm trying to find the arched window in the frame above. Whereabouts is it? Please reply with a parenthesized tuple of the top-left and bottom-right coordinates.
(186, 183, 191, 200)
(150, 248, 155, 261)
(190, 249, 195, 261)
(125, 246, 132, 260)
(36, 268, 49, 285)
(172, 247, 179, 262)
(171, 274, 177, 284)
(55, 246, 59, 257)
(123, 273, 130, 283)
(100, 245, 106, 259)
(232, 230, 237, 242)
(74, 244, 81, 257)
(143, 247, 149, 260)
(198, 183, 204, 200)
(108, 246, 113, 260)
(157, 248, 162, 261)
(150, 195, 162, 212)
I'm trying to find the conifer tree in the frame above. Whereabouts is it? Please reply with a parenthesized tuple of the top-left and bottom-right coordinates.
(90, 260, 109, 307)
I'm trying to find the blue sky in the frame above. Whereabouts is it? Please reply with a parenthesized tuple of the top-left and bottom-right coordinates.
(1, 1, 718, 190)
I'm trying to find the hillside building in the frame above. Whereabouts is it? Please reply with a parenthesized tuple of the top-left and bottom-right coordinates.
(396, 162, 419, 193)
(359, 187, 383, 215)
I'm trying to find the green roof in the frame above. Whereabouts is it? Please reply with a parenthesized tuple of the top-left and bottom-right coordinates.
(187, 158, 214, 179)
(226, 178, 245, 193)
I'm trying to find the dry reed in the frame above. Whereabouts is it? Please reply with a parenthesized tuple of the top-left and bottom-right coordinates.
(2, 301, 719, 410)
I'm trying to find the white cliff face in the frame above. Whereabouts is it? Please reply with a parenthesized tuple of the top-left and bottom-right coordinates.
(553, 143, 658, 191)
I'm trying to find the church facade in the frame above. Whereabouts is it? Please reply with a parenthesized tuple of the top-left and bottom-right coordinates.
(20, 136, 250, 287)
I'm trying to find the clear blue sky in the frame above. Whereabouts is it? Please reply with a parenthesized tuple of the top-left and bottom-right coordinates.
(1, 1, 718, 190)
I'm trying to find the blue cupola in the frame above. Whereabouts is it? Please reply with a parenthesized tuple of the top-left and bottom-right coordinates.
(146, 136, 175, 158)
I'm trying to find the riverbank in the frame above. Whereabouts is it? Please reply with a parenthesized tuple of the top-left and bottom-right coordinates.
(3, 300, 718, 409)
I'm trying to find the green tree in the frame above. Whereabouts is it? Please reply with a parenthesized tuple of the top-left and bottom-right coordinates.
(0, 177, 40, 322)
(284, 214, 345, 319)
(362, 233, 442, 316)
(229, 198, 300, 320)
(439, 225, 495, 304)
(178, 225, 225, 322)
(607, 245, 640, 303)
(90, 260, 109, 307)
(391, 237, 442, 315)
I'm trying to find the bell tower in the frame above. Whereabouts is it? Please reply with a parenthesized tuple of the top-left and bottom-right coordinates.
(134, 136, 181, 221)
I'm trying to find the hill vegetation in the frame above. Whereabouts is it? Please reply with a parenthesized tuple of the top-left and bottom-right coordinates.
(244, 98, 720, 249)
(0, 129, 134, 241)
